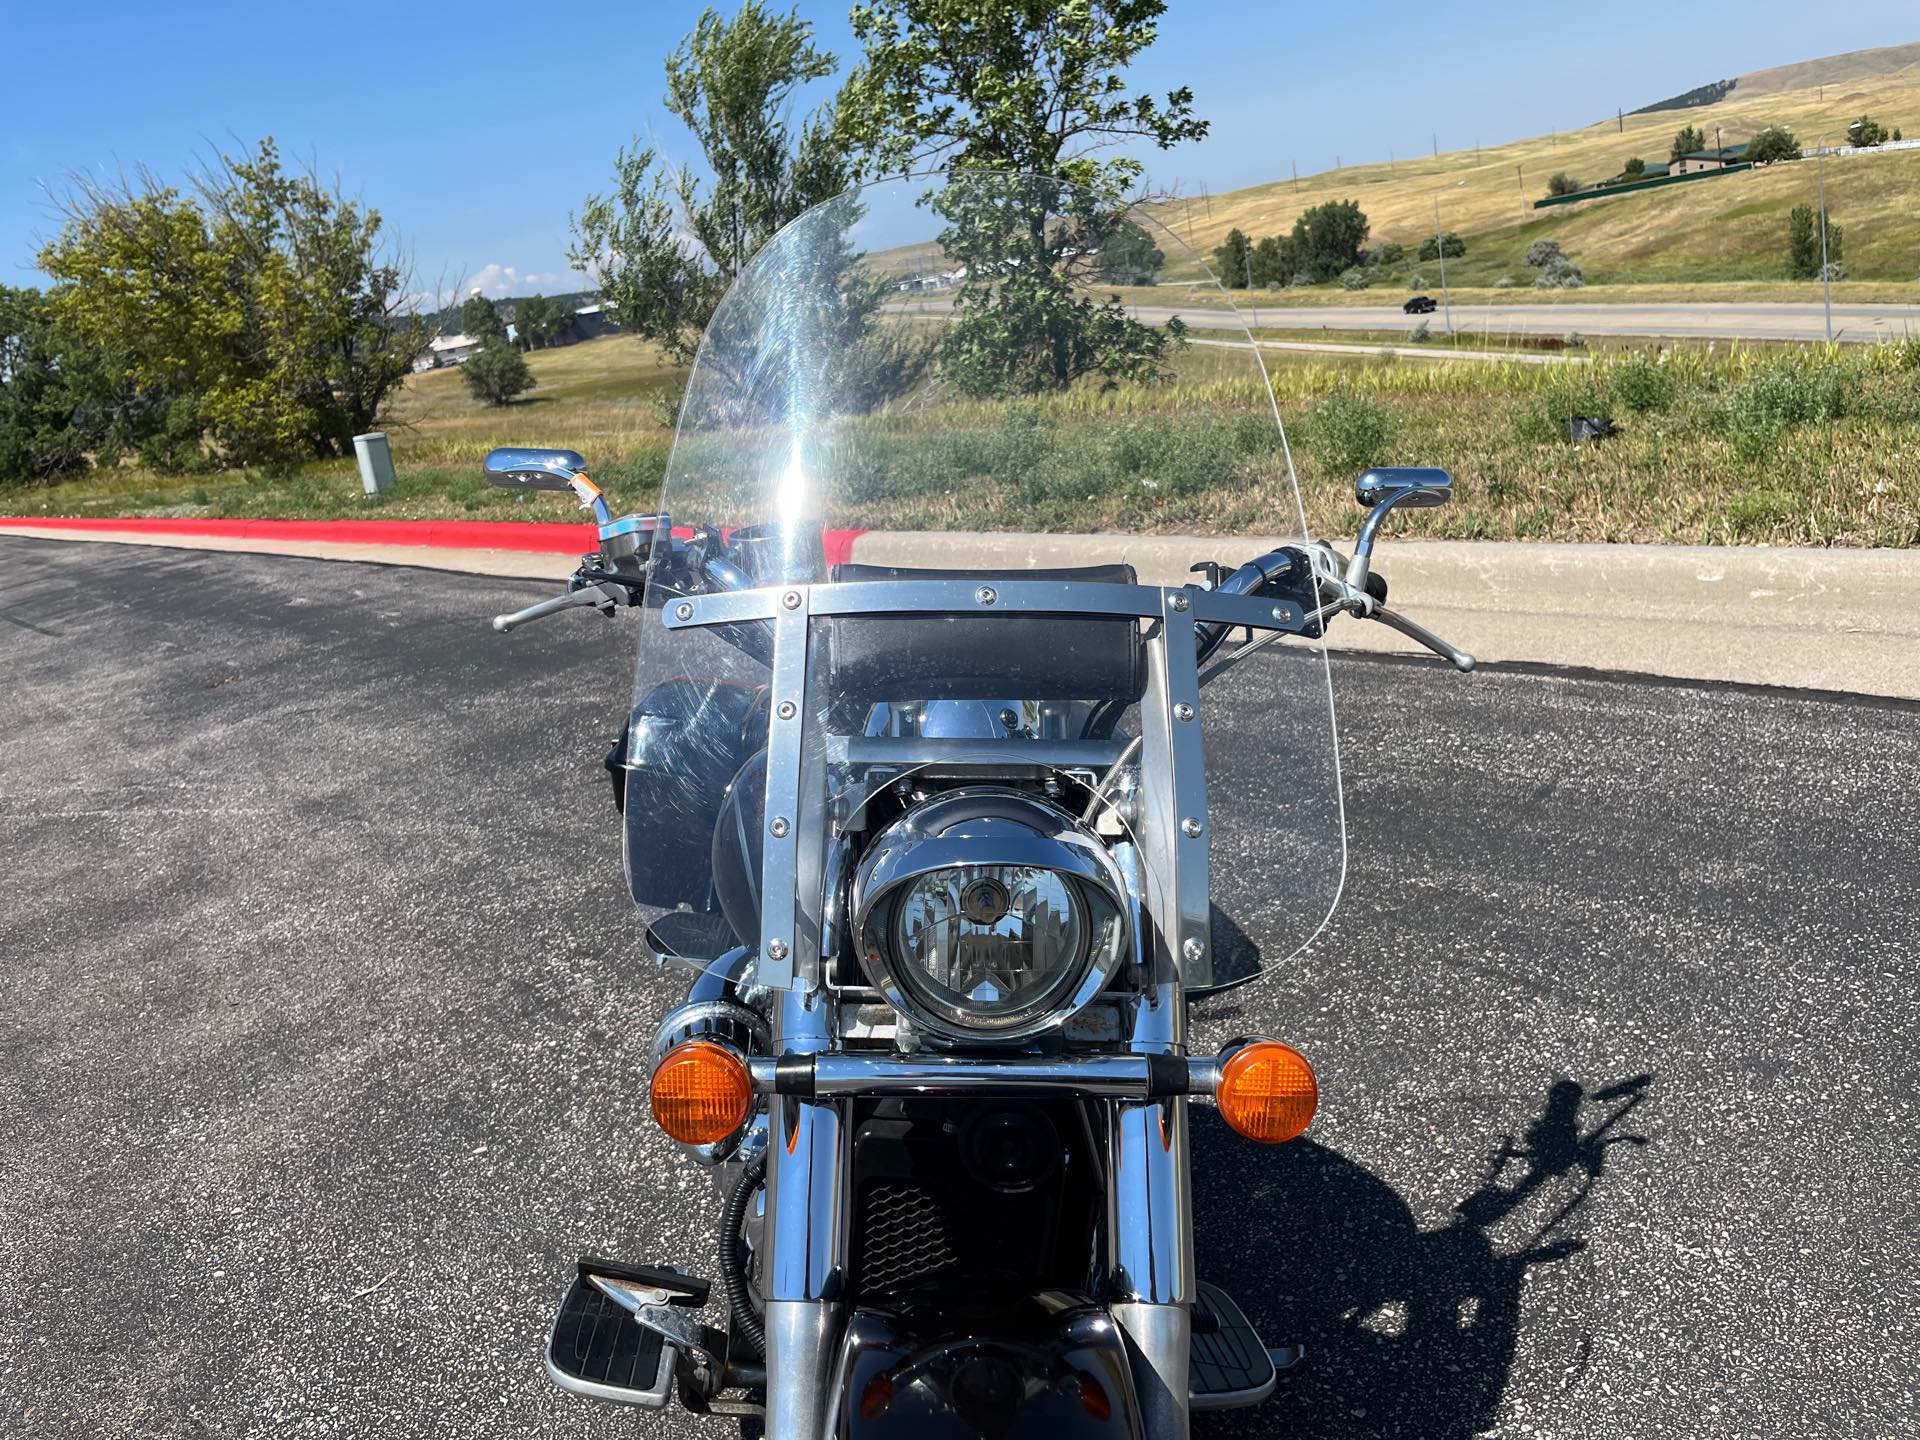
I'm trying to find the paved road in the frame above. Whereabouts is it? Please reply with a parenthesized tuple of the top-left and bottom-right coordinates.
(891, 297, 1920, 343)
(2, 538, 1915, 1439)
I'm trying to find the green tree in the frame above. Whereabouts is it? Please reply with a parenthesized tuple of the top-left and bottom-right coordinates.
(1418, 232, 1466, 261)
(461, 292, 507, 342)
(1095, 220, 1165, 285)
(513, 293, 571, 348)
(1746, 126, 1801, 164)
(1786, 205, 1841, 279)
(1372, 240, 1406, 268)
(0, 287, 93, 482)
(1670, 124, 1707, 161)
(844, 0, 1206, 393)
(1287, 199, 1368, 281)
(1621, 156, 1647, 178)
(1546, 172, 1580, 197)
(571, 2, 852, 366)
(462, 340, 533, 406)
(1848, 116, 1888, 146)
(39, 138, 422, 468)
(1212, 228, 1252, 288)
(1249, 234, 1293, 287)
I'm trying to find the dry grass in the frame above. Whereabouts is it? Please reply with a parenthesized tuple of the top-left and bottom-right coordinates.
(1140, 62, 1920, 286)
(384, 334, 679, 468)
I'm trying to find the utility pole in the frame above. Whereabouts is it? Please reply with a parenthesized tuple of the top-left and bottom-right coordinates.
(1432, 132, 1439, 158)
(1245, 241, 1259, 333)
(1817, 136, 1834, 342)
(1433, 196, 1454, 336)
(1517, 163, 1527, 218)
(1618, 107, 1624, 134)
(1292, 159, 1299, 191)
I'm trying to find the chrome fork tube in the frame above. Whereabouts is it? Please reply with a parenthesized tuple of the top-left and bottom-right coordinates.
(1109, 981, 1194, 1439)
(762, 986, 847, 1440)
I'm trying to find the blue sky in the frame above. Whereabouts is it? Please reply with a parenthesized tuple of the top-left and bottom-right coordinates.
(4, 1, 1915, 296)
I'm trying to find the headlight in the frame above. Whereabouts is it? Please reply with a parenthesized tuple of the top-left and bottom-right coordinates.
(852, 789, 1130, 1041)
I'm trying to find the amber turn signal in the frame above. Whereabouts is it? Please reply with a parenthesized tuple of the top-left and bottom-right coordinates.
(650, 1040, 753, 1146)
(1216, 1041, 1318, 1144)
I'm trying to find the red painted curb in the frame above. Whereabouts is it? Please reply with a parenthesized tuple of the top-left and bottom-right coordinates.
(0, 515, 870, 565)
(0, 515, 598, 553)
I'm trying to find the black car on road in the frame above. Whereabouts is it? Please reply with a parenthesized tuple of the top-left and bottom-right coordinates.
(1404, 295, 1438, 314)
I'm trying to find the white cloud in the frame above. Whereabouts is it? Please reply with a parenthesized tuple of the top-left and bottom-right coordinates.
(463, 262, 591, 298)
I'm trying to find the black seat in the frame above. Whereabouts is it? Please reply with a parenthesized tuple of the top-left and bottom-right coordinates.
(825, 562, 1146, 711)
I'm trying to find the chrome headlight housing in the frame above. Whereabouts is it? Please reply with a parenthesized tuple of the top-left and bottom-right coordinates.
(851, 788, 1131, 1042)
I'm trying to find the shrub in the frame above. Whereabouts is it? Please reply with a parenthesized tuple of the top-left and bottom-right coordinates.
(1417, 232, 1467, 261)
(1306, 387, 1396, 473)
(1563, 332, 1587, 350)
(1339, 266, 1370, 291)
(1534, 257, 1585, 289)
(1494, 275, 1516, 288)
(1406, 272, 1428, 289)
(462, 341, 534, 406)
(1609, 356, 1677, 412)
(1374, 241, 1406, 267)
(1524, 240, 1565, 268)
(1821, 261, 1846, 282)
(1721, 358, 1853, 461)
(1546, 172, 1580, 197)
(1408, 320, 1433, 344)
(1622, 157, 1646, 178)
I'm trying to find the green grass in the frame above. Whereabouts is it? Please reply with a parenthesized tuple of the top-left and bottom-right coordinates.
(7, 331, 1919, 549)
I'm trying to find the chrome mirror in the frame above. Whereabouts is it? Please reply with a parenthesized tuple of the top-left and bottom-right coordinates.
(483, 446, 588, 492)
(1347, 466, 1453, 595)
(1354, 466, 1452, 511)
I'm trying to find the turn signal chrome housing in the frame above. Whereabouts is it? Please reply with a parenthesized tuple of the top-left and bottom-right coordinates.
(1215, 1041, 1318, 1144)
(650, 1040, 753, 1146)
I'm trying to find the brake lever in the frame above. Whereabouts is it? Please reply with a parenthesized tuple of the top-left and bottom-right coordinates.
(1369, 604, 1476, 672)
(491, 581, 630, 633)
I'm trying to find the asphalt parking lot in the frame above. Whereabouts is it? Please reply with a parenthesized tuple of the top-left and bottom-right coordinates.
(2, 537, 1915, 1439)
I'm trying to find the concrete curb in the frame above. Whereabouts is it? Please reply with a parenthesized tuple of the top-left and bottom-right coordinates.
(5, 519, 1915, 700)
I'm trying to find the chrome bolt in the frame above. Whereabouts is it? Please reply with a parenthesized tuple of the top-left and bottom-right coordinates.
(1181, 817, 1204, 838)
(776, 700, 797, 720)
(1272, 606, 1293, 623)
(1169, 593, 1190, 612)
(975, 585, 998, 606)
(782, 590, 802, 610)
(765, 939, 789, 962)
(1182, 937, 1206, 964)
(674, 601, 694, 621)
(770, 817, 790, 838)
(1173, 703, 1194, 722)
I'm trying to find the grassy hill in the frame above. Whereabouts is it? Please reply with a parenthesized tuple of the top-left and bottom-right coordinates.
(1152, 42, 1920, 289)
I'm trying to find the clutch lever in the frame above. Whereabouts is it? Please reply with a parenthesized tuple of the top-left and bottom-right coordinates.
(1369, 604, 1475, 672)
(492, 580, 632, 633)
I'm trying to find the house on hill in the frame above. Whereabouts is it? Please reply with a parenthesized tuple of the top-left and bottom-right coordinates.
(1671, 143, 1750, 175)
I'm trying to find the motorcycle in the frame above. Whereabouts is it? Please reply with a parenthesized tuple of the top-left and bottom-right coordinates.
(484, 172, 1473, 1439)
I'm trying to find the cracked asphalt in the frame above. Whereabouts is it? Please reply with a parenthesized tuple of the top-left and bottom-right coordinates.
(1, 537, 1914, 1439)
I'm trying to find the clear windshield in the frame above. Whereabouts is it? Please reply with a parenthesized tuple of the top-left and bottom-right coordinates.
(621, 172, 1343, 994)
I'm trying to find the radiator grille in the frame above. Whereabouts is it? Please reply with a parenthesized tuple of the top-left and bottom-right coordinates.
(857, 1181, 959, 1295)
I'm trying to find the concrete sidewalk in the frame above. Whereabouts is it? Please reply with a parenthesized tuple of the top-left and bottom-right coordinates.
(6, 525, 1916, 700)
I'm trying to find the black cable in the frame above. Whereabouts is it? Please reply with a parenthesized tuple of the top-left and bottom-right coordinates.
(719, 1149, 769, 1359)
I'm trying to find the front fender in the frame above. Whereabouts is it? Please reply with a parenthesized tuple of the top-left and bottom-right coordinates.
(830, 1293, 1145, 1439)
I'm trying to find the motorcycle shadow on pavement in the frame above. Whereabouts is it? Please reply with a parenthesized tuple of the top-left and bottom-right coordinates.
(1191, 1073, 1653, 1439)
